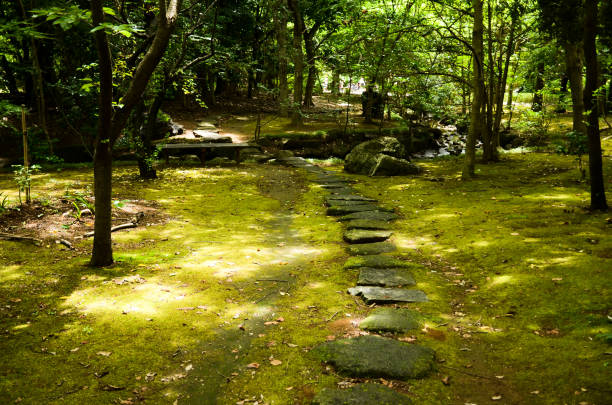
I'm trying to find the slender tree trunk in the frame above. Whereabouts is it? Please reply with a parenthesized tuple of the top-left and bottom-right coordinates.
(275, 0, 289, 116)
(91, 0, 115, 266)
(482, 0, 497, 162)
(463, 0, 484, 179)
(303, 23, 320, 108)
(331, 70, 340, 95)
(583, 0, 607, 210)
(90, 0, 181, 266)
(564, 42, 586, 135)
(288, 0, 303, 127)
(493, 12, 517, 146)
(532, 62, 545, 111)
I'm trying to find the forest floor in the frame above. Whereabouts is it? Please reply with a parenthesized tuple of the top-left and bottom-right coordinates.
(1, 141, 611, 404)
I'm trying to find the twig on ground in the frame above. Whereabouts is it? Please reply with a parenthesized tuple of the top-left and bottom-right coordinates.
(0, 232, 42, 245)
(83, 222, 137, 238)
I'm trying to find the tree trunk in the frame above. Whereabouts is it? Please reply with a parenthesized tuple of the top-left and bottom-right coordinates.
(331, 70, 340, 95)
(275, 0, 289, 116)
(532, 62, 545, 111)
(303, 23, 320, 108)
(583, 0, 607, 210)
(492, 12, 517, 149)
(463, 0, 484, 179)
(482, 0, 497, 162)
(564, 41, 586, 135)
(90, 0, 180, 266)
(288, 0, 303, 127)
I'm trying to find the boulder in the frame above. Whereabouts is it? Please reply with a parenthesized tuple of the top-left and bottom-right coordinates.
(344, 137, 420, 176)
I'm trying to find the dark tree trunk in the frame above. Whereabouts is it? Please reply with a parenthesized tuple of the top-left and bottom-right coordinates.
(532, 62, 545, 111)
(275, 0, 289, 116)
(583, 0, 607, 210)
(564, 42, 586, 135)
(303, 22, 320, 108)
(288, 0, 303, 127)
(0, 55, 19, 97)
(463, 0, 484, 179)
(364, 83, 374, 123)
(90, 0, 180, 266)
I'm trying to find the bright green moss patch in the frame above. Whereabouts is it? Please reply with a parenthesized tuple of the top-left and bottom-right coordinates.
(0, 149, 610, 404)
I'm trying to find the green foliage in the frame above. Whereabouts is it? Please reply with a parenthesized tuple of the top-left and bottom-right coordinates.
(554, 130, 588, 179)
(63, 189, 94, 214)
(515, 109, 553, 146)
(0, 192, 9, 214)
(12, 164, 41, 205)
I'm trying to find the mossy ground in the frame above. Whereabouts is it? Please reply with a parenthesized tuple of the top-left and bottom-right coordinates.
(1, 139, 611, 404)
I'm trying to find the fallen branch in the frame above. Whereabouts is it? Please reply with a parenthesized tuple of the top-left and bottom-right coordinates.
(83, 222, 137, 238)
(56, 239, 74, 250)
(0, 232, 42, 245)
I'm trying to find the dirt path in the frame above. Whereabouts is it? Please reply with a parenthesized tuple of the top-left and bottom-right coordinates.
(177, 167, 310, 404)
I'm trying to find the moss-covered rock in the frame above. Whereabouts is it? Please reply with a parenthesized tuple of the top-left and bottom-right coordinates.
(359, 308, 421, 333)
(313, 335, 434, 379)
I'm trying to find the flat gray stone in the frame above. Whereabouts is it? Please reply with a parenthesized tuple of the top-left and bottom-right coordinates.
(348, 286, 428, 304)
(327, 204, 381, 216)
(338, 211, 399, 222)
(192, 131, 231, 143)
(326, 195, 376, 202)
(347, 242, 396, 255)
(344, 229, 393, 244)
(344, 255, 424, 270)
(359, 308, 420, 333)
(313, 335, 434, 379)
(357, 267, 415, 287)
(326, 199, 377, 207)
(345, 219, 392, 230)
(312, 383, 413, 405)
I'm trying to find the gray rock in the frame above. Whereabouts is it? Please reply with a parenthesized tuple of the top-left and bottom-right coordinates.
(312, 383, 413, 405)
(371, 154, 421, 176)
(345, 219, 392, 230)
(327, 204, 381, 216)
(344, 229, 393, 244)
(348, 286, 428, 304)
(326, 195, 376, 202)
(344, 255, 423, 270)
(359, 308, 420, 333)
(313, 335, 434, 379)
(357, 267, 415, 287)
(347, 242, 396, 256)
(192, 131, 231, 143)
(326, 199, 376, 207)
(277, 150, 296, 159)
(344, 137, 421, 176)
(338, 211, 399, 222)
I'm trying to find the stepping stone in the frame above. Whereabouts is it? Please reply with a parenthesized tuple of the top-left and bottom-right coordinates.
(347, 242, 396, 255)
(344, 229, 393, 244)
(359, 308, 420, 333)
(345, 219, 392, 230)
(312, 383, 413, 405)
(357, 267, 415, 287)
(326, 194, 376, 202)
(348, 286, 428, 304)
(313, 335, 434, 379)
(338, 211, 399, 222)
(344, 255, 424, 270)
(320, 184, 353, 190)
(327, 204, 381, 216)
(325, 199, 376, 207)
(192, 131, 231, 143)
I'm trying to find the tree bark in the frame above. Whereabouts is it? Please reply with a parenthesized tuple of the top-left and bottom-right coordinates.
(288, 0, 304, 127)
(532, 62, 545, 111)
(90, 0, 180, 266)
(463, 0, 484, 179)
(583, 0, 607, 210)
(275, 0, 289, 116)
(303, 21, 320, 108)
(564, 41, 586, 135)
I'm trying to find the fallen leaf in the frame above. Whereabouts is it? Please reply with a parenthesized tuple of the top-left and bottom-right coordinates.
(100, 384, 124, 391)
(511, 232, 519, 236)
(246, 363, 260, 369)
(270, 359, 282, 366)
(492, 394, 502, 400)
(97, 351, 112, 357)
(441, 376, 451, 385)
(185, 364, 193, 371)
(70, 347, 80, 353)
(285, 386, 293, 391)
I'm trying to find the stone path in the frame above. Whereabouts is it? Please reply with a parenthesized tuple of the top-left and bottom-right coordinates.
(280, 156, 434, 402)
